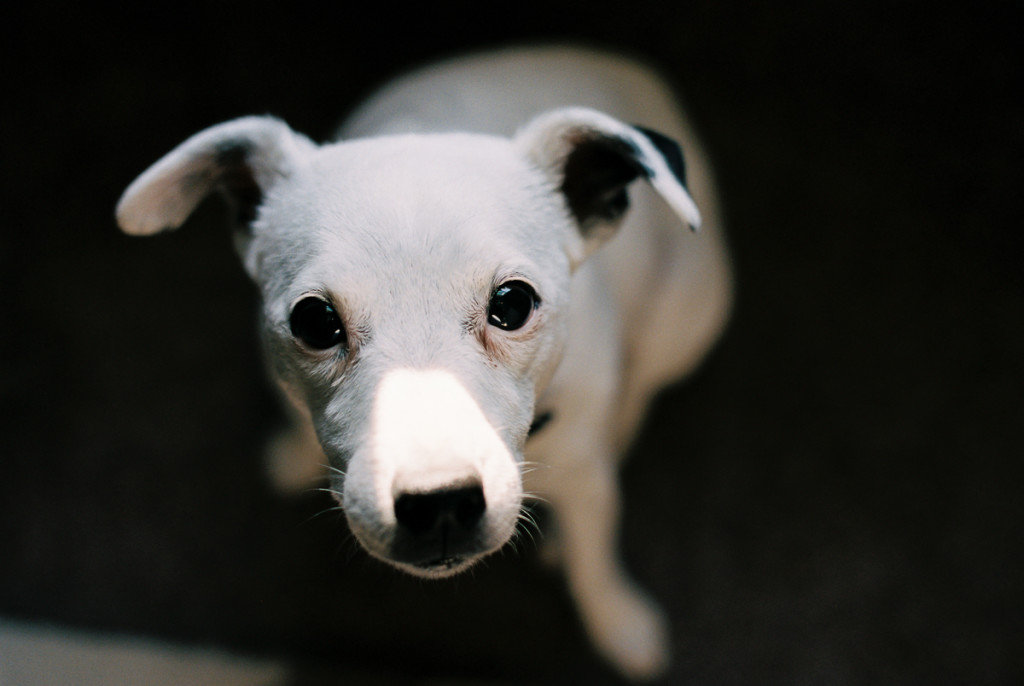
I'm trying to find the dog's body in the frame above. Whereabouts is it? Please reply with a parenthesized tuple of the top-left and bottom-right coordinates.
(117, 46, 731, 679)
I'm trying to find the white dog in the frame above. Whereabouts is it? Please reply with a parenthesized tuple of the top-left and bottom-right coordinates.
(116, 46, 732, 680)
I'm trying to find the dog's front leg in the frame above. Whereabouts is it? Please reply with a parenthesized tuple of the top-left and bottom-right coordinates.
(265, 414, 328, 493)
(264, 385, 328, 493)
(545, 451, 670, 680)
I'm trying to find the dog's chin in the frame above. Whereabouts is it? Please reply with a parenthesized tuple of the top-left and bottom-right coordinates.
(391, 554, 481, 579)
(350, 528, 497, 579)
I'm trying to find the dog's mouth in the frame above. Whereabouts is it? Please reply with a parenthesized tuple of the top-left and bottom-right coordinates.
(387, 523, 493, 578)
(346, 512, 499, 579)
(409, 554, 476, 577)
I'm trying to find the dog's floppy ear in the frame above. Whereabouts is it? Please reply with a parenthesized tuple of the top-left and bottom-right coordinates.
(514, 107, 701, 266)
(116, 116, 315, 236)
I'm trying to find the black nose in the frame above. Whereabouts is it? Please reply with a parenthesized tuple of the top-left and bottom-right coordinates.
(394, 484, 486, 535)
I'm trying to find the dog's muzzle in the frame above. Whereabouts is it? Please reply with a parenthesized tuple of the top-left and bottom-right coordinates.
(343, 467, 518, 578)
(339, 368, 524, 577)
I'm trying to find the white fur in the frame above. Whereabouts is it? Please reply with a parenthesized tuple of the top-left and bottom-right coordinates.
(116, 46, 732, 680)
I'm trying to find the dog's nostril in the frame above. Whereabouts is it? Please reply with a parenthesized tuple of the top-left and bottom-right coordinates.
(453, 486, 486, 527)
(394, 484, 486, 534)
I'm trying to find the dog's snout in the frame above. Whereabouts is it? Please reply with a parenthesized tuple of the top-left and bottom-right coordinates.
(349, 368, 522, 574)
(394, 483, 486, 535)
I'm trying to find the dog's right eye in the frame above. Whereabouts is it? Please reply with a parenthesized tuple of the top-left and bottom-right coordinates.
(488, 280, 538, 331)
(289, 297, 346, 350)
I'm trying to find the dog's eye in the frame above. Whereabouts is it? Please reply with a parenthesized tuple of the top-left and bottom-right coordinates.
(289, 297, 346, 350)
(487, 281, 538, 331)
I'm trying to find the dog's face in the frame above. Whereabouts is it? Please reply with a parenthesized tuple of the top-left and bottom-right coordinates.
(117, 109, 699, 576)
(255, 136, 574, 575)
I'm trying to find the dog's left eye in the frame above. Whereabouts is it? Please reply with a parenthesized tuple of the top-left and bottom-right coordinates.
(487, 281, 538, 331)
(289, 297, 346, 350)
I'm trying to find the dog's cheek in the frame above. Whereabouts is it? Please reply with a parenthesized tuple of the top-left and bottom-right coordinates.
(339, 448, 394, 549)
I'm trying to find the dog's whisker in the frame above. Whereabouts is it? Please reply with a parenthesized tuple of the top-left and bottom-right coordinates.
(512, 508, 543, 552)
(321, 462, 346, 477)
(308, 486, 340, 495)
(521, 491, 549, 506)
(305, 486, 345, 503)
(517, 460, 550, 476)
(299, 504, 346, 527)
(518, 513, 542, 540)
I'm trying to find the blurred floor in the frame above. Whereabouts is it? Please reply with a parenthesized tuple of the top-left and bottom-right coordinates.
(0, 620, 286, 686)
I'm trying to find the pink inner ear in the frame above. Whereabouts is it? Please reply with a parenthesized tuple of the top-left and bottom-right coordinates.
(116, 115, 314, 237)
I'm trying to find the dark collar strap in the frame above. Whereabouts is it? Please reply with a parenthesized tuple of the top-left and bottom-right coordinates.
(528, 411, 554, 437)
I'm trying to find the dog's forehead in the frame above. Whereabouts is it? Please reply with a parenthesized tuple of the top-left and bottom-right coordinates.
(303, 132, 540, 220)
(254, 133, 570, 309)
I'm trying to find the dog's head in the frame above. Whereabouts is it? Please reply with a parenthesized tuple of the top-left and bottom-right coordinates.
(116, 108, 699, 577)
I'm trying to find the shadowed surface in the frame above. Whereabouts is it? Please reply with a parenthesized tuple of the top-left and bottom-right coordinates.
(2, 2, 1021, 684)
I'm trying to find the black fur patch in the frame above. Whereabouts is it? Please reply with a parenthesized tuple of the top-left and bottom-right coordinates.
(214, 140, 262, 225)
(528, 411, 554, 437)
(560, 135, 647, 229)
(634, 126, 688, 188)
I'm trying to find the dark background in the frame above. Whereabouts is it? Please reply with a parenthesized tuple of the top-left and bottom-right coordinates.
(2, 1, 1021, 684)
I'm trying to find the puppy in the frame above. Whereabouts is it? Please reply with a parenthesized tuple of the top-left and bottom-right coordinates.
(116, 46, 732, 680)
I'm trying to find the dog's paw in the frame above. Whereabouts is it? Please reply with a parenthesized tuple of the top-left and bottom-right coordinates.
(264, 425, 328, 494)
(584, 584, 671, 681)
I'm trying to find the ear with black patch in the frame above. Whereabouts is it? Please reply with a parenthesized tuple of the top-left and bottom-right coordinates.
(514, 107, 700, 265)
(634, 125, 688, 189)
(116, 116, 315, 236)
